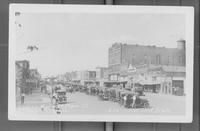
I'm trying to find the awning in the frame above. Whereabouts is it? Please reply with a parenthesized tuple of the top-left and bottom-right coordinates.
(103, 81, 127, 84)
(138, 80, 161, 85)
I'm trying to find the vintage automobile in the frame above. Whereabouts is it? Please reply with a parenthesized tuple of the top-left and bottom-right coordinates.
(90, 86, 98, 95)
(133, 83, 144, 96)
(125, 82, 144, 96)
(71, 84, 80, 92)
(132, 95, 150, 108)
(120, 90, 149, 108)
(86, 85, 96, 95)
(65, 85, 74, 93)
(98, 87, 110, 100)
(107, 87, 124, 102)
(119, 91, 133, 107)
(118, 90, 130, 106)
(108, 87, 117, 101)
(79, 85, 87, 92)
(130, 83, 144, 96)
(115, 88, 123, 102)
(51, 89, 67, 105)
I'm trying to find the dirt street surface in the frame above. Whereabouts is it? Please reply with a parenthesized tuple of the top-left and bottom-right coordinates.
(16, 89, 185, 116)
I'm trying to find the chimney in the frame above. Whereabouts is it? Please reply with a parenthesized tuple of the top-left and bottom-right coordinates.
(177, 39, 186, 50)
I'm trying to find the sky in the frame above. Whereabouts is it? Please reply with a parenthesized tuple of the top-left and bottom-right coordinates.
(15, 12, 185, 77)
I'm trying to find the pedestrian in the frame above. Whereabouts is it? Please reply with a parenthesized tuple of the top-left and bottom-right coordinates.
(132, 95, 136, 108)
(131, 87, 135, 92)
(21, 92, 25, 105)
(123, 95, 127, 107)
(40, 105, 44, 111)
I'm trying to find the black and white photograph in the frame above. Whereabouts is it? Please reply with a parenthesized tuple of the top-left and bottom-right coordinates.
(9, 4, 194, 122)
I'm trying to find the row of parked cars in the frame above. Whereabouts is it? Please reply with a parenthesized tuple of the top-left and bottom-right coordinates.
(78, 84, 150, 109)
(42, 81, 150, 109)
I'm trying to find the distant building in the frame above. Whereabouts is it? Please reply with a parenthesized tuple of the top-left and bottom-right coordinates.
(95, 67, 109, 86)
(15, 60, 30, 101)
(27, 69, 41, 89)
(71, 71, 79, 81)
(82, 71, 96, 81)
(16, 60, 30, 80)
(71, 70, 96, 85)
(64, 72, 72, 82)
(95, 67, 109, 80)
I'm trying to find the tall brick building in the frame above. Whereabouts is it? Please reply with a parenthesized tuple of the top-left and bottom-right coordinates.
(108, 39, 185, 76)
(108, 40, 186, 95)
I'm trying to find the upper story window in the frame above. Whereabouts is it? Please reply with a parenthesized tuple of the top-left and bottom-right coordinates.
(156, 55, 161, 65)
(168, 56, 170, 65)
(132, 54, 135, 65)
(144, 55, 147, 64)
(179, 56, 183, 64)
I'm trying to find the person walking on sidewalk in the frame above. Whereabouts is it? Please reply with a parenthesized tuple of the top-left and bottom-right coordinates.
(21, 92, 25, 105)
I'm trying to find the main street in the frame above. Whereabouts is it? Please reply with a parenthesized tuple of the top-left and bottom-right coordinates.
(16, 88, 185, 116)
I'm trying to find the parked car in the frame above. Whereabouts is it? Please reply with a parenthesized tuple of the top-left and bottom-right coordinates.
(98, 87, 109, 100)
(115, 88, 124, 102)
(51, 89, 67, 105)
(134, 83, 144, 96)
(120, 91, 149, 108)
(132, 95, 149, 108)
(120, 91, 134, 108)
(108, 87, 117, 101)
(88, 86, 98, 95)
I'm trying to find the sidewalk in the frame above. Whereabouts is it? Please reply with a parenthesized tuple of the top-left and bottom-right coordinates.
(16, 88, 51, 108)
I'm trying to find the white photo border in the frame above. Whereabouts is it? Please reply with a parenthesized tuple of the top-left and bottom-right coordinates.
(9, 4, 194, 123)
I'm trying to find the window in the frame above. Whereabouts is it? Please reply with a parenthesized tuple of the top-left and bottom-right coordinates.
(132, 54, 135, 65)
(179, 56, 182, 64)
(168, 56, 170, 65)
(156, 55, 161, 65)
(144, 55, 147, 64)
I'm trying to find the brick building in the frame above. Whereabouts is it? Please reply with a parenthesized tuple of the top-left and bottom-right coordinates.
(27, 69, 41, 89)
(108, 40, 186, 95)
(108, 39, 185, 79)
(15, 60, 30, 101)
(95, 67, 109, 86)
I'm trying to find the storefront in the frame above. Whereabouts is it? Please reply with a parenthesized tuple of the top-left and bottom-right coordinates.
(139, 80, 161, 93)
